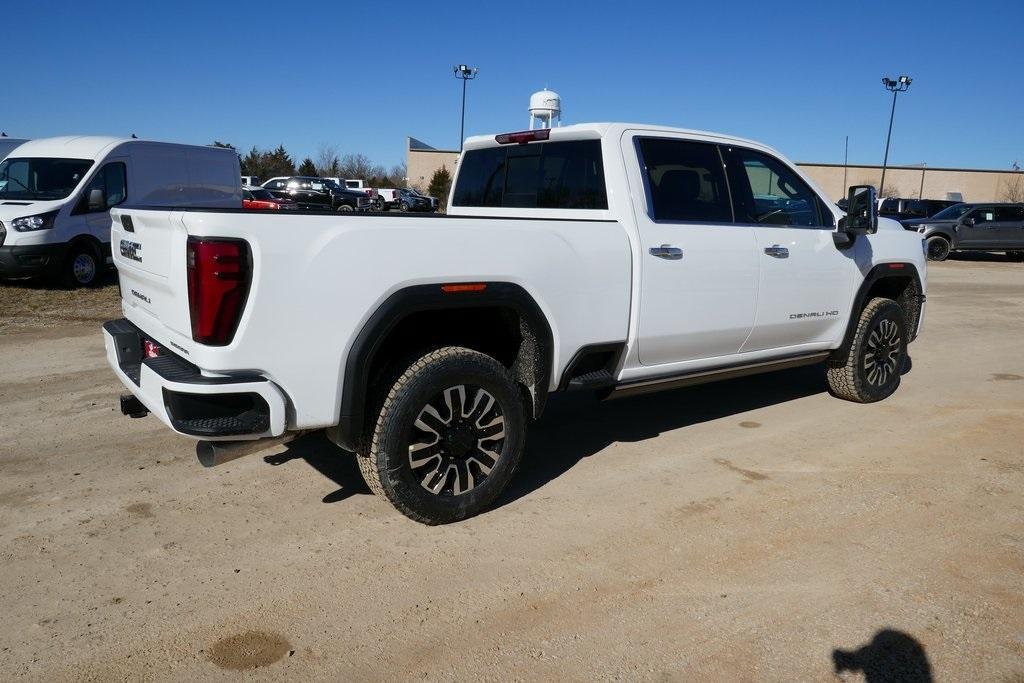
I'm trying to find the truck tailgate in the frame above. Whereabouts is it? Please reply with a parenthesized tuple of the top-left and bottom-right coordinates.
(111, 210, 193, 345)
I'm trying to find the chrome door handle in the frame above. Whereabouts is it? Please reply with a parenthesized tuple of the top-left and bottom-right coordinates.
(764, 245, 789, 259)
(649, 244, 683, 260)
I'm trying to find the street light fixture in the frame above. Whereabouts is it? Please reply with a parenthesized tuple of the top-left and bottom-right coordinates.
(879, 75, 912, 197)
(453, 64, 479, 152)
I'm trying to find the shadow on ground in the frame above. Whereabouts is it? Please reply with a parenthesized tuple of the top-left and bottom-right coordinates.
(833, 629, 932, 682)
(497, 362, 829, 508)
(264, 432, 369, 504)
(263, 363, 852, 512)
(947, 251, 1021, 263)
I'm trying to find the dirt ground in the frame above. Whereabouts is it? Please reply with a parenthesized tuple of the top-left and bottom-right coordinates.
(1, 257, 1022, 681)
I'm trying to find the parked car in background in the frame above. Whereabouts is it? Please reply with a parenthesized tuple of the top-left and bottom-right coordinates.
(373, 188, 400, 210)
(103, 122, 927, 524)
(0, 136, 240, 287)
(241, 175, 261, 187)
(262, 176, 372, 211)
(905, 202, 1024, 261)
(243, 184, 296, 210)
(397, 187, 438, 212)
(0, 137, 29, 162)
(879, 197, 960, 222)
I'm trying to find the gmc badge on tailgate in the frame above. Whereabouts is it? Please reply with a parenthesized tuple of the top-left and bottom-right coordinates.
(120, 239, 143, 263)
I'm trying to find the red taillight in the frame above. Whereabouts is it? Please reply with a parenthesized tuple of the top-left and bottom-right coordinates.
(495, 129, 551, 145)
(186, 238, 251, 346)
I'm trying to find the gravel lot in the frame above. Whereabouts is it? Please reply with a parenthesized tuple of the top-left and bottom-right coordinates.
(1, 257, 1022, 681)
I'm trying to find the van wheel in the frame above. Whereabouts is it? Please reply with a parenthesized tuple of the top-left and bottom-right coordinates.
(926, 235, 950, 261)
(827, 298, 907, 403)
(61, 243, 100, 288)
(356, 347, 526, 525)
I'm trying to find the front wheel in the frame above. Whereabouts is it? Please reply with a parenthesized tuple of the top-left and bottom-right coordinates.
(1006, 251, 1024, 262)
(61, 243, 101, 288)
(827, 297, 907, 403)
(926, 235, 951, 261)
(399, 201, 410, 212)
(337, 204, 354, 212)
(357, 347, 527, 525)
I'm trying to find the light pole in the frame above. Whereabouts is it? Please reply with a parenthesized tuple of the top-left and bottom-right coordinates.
(453, 64, 478, 152)
(879, 75, 912, 196)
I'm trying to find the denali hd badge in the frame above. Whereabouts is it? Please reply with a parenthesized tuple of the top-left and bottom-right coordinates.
(120, 239, 143, 263)
(789, 310, 839, 320)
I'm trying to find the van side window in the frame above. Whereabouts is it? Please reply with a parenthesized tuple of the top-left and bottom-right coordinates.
(452, 140, 607, 209)
(636, 138, 732, 223)
(722, 146, 827, 227)
(81, 162, 127, 212)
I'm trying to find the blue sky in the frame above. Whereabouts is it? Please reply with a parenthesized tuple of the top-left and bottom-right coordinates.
(4, 0, 1022, 171)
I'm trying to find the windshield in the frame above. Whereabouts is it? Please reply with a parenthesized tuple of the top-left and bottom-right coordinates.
(0, 157, 94, 200)
(931, 203, 971, 220)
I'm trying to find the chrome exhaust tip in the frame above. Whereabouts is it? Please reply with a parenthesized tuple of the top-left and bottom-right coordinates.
(196, 432, 305, 468)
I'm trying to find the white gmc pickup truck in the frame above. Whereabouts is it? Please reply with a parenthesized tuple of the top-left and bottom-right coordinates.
(103, 123, 927, 524)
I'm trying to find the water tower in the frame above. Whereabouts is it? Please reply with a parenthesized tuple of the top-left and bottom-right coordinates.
(529, 89, 562, 129)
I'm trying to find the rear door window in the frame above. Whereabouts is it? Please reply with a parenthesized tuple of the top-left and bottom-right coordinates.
(636, 138, 732, 223)
(995, 206, 1024, 222)
(452, 139, 607, 209)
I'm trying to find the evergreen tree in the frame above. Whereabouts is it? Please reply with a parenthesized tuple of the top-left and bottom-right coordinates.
(428, 165, 452, 210)
(297, 157, 318, 177)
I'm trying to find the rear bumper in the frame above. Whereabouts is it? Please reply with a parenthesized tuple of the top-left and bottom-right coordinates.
(0, 243, 67, 278)
(102, 318, 288, 440)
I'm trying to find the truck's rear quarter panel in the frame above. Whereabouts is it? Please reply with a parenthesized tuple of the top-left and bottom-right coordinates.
(112, 209, 632, 431)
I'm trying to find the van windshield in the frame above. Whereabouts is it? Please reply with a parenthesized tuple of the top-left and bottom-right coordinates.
(0, 157, 94, 200)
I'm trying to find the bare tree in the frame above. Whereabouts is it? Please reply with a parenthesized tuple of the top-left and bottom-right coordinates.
(315, 144, 341, 178)
(339, 153, 373, 180)
(998, 173, 1024, 202)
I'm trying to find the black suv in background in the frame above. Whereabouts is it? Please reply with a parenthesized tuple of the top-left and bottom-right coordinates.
(904, 203, 1024, 261)
(397, 188, 438, 212)
(262, 176, 372, 211)
(879, 197, 960, 222)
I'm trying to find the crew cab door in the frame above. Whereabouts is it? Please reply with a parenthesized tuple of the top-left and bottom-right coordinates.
(993, 205, 1024, 246)
(720, 145, 856, 351)
(958, 207, 997, 247)
(627, 135, 759, 366)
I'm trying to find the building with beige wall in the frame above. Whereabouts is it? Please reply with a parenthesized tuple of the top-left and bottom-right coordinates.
(408, 136, 1023, 204)
(407, 138, 459, 192)
(798, 163, 1022, 203)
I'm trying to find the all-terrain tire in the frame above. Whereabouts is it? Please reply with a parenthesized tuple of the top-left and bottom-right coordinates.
(926, 235, 950, 261)
(827, 297, 907, 403)
(356, 347, 527, 524)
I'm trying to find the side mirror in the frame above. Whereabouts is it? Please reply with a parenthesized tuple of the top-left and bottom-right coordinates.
(961, 217, 975, 227)
(88, 188, 107, 211)
(838, 185, 878, 235)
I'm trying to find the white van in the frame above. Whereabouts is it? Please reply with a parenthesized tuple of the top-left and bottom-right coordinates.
(0, 136, 241, 287)
(0, 137, 29, 161)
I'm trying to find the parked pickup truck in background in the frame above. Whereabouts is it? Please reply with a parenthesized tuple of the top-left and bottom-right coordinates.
(903, 202, 1024, 261)
(103, 123, 927, 524)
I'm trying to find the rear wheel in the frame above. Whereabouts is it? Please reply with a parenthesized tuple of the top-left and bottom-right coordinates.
(61, 242, 101, 288)
(926, 235, 950, 261)
(356, 347, 526, 525)
(827, 297, 907, 403)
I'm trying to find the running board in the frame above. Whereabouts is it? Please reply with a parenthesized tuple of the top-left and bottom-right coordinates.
(608, 352, 830, 400)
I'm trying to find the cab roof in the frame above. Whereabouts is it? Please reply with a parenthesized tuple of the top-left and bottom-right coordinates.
(463, 122, 775, 154)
